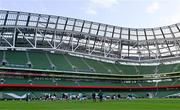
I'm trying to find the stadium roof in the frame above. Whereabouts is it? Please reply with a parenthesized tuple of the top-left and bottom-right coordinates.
(1, 10, 180, 64)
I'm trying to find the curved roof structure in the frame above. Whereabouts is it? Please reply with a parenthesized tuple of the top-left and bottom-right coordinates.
(1, 10, 180, 64)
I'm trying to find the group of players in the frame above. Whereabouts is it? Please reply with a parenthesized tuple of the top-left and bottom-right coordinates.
(25, 90, 104, 102)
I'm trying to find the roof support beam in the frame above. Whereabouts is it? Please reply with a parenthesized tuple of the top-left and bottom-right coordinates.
(144, 29, 151, 58)
(160, 27, 173, 56)
(152, 28, 161, 58)
(168, 26, 180, 55)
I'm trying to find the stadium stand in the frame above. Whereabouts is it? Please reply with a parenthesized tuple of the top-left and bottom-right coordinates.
(0, 10, 179, 100)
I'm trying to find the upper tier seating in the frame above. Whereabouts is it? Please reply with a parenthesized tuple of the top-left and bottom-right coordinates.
(0, 50, 179, 75)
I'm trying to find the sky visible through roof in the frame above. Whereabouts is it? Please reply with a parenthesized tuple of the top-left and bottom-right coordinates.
(0, 0, 179, 28)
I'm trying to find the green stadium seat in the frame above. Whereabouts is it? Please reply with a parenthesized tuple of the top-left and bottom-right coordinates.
(48, 53, 73, 71)
(5, 50, 27, 67)
(28, 51, 50, 70)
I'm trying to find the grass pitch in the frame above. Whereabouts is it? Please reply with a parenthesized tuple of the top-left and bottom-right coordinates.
(0, 99, 180, 110)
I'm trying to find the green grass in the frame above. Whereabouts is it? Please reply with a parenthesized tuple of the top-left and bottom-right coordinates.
(0, 99, 180, 110)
